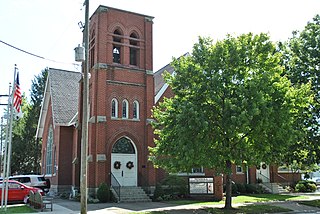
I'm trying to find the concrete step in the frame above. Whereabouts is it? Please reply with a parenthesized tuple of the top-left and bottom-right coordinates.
(259, 183, 290, 194)
(113, 186, 151, 203)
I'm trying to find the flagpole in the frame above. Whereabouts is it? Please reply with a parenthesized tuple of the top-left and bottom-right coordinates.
(3, 65, 18, 211)
(0, 82, 11, 210)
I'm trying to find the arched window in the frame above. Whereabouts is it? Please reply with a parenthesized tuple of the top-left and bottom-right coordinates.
(112, 137, 135, 154)
(111, 98, 118, 118)
(129, 32, 139, 66)
(122, 99, 129, 119)
(133, 100, 139, 119)
(46, 125, 53, 175)
(113, 29, 122, 63)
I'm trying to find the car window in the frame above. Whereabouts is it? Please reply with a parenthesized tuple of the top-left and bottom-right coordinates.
(8, 183, 20, 189)
(11, 177, 31, 183)
(312, 171, 320, 177)
(23, 177, 31, 183)
(37, 177, 46, 182)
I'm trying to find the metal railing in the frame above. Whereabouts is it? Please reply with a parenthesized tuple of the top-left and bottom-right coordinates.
(257, 173, 274, 193)
(110, 172, 121, 201)
(276, 173, 290, 187)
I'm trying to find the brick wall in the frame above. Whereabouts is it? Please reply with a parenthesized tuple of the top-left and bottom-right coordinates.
(81, 6, 156, 189)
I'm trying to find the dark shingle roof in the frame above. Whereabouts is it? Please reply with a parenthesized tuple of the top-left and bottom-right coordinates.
(48, 68, 81, 125)
(154, 63, 175, 95)
(154, 53, 189, 99)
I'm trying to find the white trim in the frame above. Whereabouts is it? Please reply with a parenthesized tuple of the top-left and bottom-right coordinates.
(122, 99, 129, 119)
(36, 76, 50, 138)
(68, 112, 78, 126)
(155, 83, 169, 104)
(111, 98, 118, 118)
(133, 100, 139, 119)
(155, 71, 176, 104)
(236, 165, 244, 174)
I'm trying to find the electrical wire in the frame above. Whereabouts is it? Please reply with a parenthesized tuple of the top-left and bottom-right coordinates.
(0, 40, 45, 59)
(0, 39, 80, 66)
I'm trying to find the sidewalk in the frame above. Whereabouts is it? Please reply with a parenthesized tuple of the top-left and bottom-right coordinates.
(38, 193, 320, 214)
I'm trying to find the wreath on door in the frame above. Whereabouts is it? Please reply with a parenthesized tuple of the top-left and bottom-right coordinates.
(114, 161, 121, 169)
(126, 161, 134, 169)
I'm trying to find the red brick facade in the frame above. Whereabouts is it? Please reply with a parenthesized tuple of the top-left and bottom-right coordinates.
(75, 6, 157, 192)
(40, 99, 73, 192)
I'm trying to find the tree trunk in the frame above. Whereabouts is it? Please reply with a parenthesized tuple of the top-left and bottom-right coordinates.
(224, 160, 233, 209)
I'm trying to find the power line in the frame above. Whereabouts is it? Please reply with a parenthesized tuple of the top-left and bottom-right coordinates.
(0, 39, 80, 66)
(0, 40, 44, 59)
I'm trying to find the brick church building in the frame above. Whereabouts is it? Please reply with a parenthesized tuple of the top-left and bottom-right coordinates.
(36, 5, 301, 201)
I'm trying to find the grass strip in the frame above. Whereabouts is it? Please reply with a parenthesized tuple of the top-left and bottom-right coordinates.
(135, 204, 292, 214)
(0, 204, 36, 213)
(168, 194, 307, 205)
(299, 199, 320, 208)
(205, 204, 292, 213)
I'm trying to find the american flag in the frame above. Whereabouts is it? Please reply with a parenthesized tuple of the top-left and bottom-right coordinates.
(13, 71, 22, 113)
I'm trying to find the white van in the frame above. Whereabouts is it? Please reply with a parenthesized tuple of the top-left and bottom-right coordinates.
(9, 174, 50, 193)
(308, 171, 320, 185)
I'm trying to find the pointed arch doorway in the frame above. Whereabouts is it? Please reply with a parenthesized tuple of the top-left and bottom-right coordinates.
(111, 137, 137, 186)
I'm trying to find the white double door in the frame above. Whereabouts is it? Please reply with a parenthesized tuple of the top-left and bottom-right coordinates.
(111, 154, 137, 186)
(256, 162, 270, 183)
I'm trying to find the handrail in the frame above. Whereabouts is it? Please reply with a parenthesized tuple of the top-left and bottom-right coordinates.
(257, 172, 273, 193)
(276, 173, 290, 187)
(110, 172, 121, 201)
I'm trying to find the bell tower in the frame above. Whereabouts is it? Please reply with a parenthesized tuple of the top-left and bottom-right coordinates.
(81, 6, 155, 192)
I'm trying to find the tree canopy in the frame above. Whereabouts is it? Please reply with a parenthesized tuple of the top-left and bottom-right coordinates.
(10, 69, 47, 174)
(150, 33, 312, 208)
(280, 14, 320, 167)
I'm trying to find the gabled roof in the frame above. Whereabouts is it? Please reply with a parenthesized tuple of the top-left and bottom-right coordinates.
(154, 63, 174, 104)
(154, 53, 189, 103)
(36, 68, 81, 138)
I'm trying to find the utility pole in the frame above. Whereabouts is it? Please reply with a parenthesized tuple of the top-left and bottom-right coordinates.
(1, 83, 10, 211)
(80, 0, 89, 213)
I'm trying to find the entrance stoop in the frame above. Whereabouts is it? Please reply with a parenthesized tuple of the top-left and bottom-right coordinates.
(113, 186, 152, 202)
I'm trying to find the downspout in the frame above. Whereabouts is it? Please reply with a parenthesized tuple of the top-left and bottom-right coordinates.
(246, 166, 249, 184)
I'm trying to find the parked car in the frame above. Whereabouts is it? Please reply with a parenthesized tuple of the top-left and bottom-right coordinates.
(9, 175, 50, 193)
(0, 180, 43, 203)
(307, 171, 320, 185)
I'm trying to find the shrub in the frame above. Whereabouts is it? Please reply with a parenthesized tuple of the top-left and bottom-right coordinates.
(256, 185, 268, 194)
(245, 184, 257, 194)
(231, 183, 238, 195)
(153, 175, 188, 201)
(96, 182, 110, 202)
(295, 180, 317, 193)
(236, 183, 246, 193)
(153, 184, 165, 201)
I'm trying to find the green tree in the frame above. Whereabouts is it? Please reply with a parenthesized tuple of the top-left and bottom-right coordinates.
(280, 14, 320, 167)
(150, 33, 311, 209)
(11, 69, 47, 174)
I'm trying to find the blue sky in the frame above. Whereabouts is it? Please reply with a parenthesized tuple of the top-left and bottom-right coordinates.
(0, 0, 319, 116)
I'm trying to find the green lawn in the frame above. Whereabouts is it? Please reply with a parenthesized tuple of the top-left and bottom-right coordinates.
(168, 194, 308, 206)
(136, 204, 291, 214)
(299, 200, 320, 208)
(206, 204, 291, 213)
(136, 194, 309, 214)
(0, 204, 36, 213)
